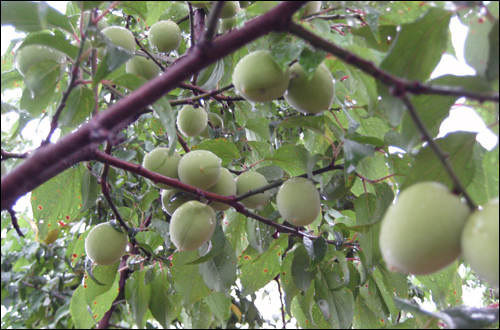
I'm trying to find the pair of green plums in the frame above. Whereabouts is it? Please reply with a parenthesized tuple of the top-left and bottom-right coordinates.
(379, 181, 499, 288)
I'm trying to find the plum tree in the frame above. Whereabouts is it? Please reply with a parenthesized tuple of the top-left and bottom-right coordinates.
(236, 171, 271, 209)
(85, 222, 128, 266)
(170, 201, 217, 251)
(177, 150, 221, 190)
(97, 26, 136, 60)
(276, 177, 320, 226)
(176, 105, 208, 137)
(14, 44, 66, 76)
(379, 182, 471, 275)
(142, 147, 181, 189)
(161, 189, 196, 216)
(284, 62, 334, 114)
(148, 20, 182, 53)
(461, 198, 499, 287)
(207, 168, 237, 211)
(199, 112, 224, 138)
(232, 50, 290, 103)
(126, 56, 161, 80)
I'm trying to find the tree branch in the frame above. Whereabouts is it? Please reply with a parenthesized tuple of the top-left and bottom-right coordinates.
(287, 22, 499, 103)
(1, 1, 307, 211)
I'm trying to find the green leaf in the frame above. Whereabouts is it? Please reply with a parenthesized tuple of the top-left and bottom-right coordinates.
(292, 244, 316, 292)
(400, 75, 493, 151)
(303, 236, 327, 269)
(245, 217, 273, 254)
(416, 261, 460, 310)
(204, 292, 231, 328)
(23, 60, 62, 99)
(59, 85, 94, 127)
(401, 132, 477, 191)
(148, 263, 182, 329)
(198, 238, 237, 297)
(464, 13, 496, 77)
(70, 286, 96, 329)
(125, 268, 153, 327)
(171, 250, 212, 308)
(281, 250, 300, 316)
(221, 209, 248, 258)
(263, 144, 309, 177)
(32, 164, 84, 239)
(84, 263, 119, 305)
(1, 1, 75, 33)
(343, 139, 375, 181)
(152, 96, 177, 152)
(195, 138, 240, 166)
(467, 144, 499, 204)
(92, 40, 134, 87)
(239, 234, 288, 296)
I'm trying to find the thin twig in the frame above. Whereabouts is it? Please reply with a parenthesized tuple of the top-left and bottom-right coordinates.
(287, 22, 499, 103)
(400, 94, 476, 210)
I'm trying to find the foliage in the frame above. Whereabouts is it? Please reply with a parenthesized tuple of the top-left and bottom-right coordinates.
(1, 1, 499, 329)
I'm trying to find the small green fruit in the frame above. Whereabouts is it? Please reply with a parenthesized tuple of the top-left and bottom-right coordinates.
(302, 1, 322, 16)
(213, 1, 240, 18)
(15, 44, 66, 76)
(284, 62, 334, 114)
(199, 112, 224, 138)
(149, 20, 182, 53)
(162, 189, 197, 216)
(232, 50, 290, 103)
(219, 17, 236, 34)
(142, 147, 181, 189)
(97, 26, 136, 60)
(85, 222, 128, 265)
(177, 150, 221, 190)
(276, 178, 321, 226)
(170, 201, 217, 251)
(461, 198, 499, 287)
(236, 171, 271, 209)
(379, 182, 470, 275)
(80, 11, 109, 31)
(176, 105, 208, 137)
(207, 168, 237, 211)
(126, 56, 161, 80)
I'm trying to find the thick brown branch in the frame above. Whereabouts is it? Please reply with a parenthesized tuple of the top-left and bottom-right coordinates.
(0, 1, 307, 211)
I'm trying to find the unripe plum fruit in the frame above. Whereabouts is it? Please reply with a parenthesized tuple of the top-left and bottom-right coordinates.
(170, 200, 217, 251)
(142, 147, 181, 189)
(213, 1, 240, 18)
(284, 62, 334, 114)
(80, 11, 109, 31)
(219, 17, 235, 34)
(379, 181, 471, 275)
(276, 178, 321, 226)
(15, 44, 66, 76)
(232, 50, 290, 103)
(177, 150, 221, 190)
(97, 26, 136, 60)
(161, 189, 196, 216)
(126, 56, 161, 80)
(176, 105, 208, 137)
(207, 168, 237, 211)
(199, 112, 224, 138)
(461, 198, 499, 287)
(236, 171, 271, 209)
(302, 1, 322, 16)
(85, 222, 128, 265)
(149, 20, 182, 53)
